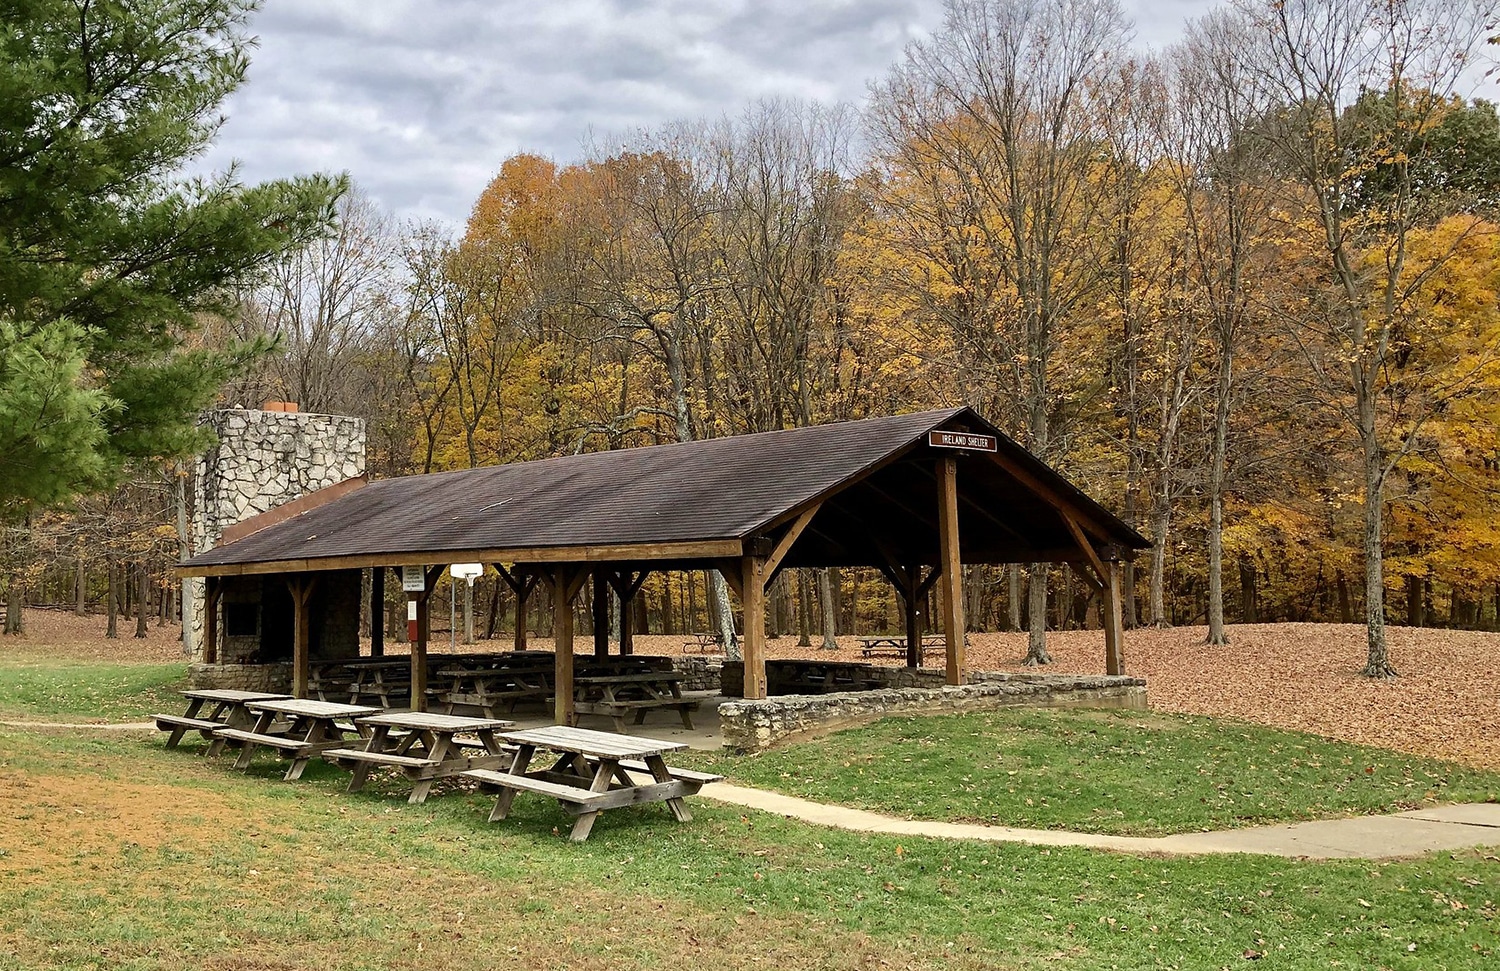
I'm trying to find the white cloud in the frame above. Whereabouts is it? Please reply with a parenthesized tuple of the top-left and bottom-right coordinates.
(195, 0, 1465, 227)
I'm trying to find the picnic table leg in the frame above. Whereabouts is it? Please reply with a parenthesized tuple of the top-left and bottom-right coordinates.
(165, 698, 208, 748)
(671, 684, 694, 730)
(489, 744, 535, 822)
(347, 725, 390, 794)
(232, 709, 278, 770)
(409, 734, 452, 804)
(284, 718, 322, 781)
(568, 759, 617, 842)
(645, 754, 692, 823)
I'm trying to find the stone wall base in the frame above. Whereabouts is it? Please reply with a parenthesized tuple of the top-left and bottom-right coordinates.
(716, 673, 1147, 752)
(669, 655, 725, 692)
(188, 662, 293, 694)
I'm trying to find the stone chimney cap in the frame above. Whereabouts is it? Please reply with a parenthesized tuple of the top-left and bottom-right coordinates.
(260, 400, 300, 413)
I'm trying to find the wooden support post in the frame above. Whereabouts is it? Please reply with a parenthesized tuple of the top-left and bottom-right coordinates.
(408, 565, 442, 712)
(287, 576, 318, 699)
(1103, 559, 1125, 676)
(741, 556, 767, 700)
(370, 566, 385, 657)
(412, 592, 429, 711)
(551, 566, 587, 725)
(936, 457, 966, 685)
(606, 570, 648, 657)
(203, 577, 220, 665)
(592, 571, 609, 657)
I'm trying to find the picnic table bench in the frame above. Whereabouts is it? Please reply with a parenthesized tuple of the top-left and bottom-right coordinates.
(856, 635, 944, 661)
(464, 725, 721, 841)
(323, 711, 516, 804)
(153, 689, 292, 749)
(570, 671, 707, 732)
(217, 698, 381, 781)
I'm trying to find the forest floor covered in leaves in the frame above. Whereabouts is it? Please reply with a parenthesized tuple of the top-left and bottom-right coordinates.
(6, 609, 1496, 771)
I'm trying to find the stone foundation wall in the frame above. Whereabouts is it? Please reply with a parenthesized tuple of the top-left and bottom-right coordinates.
(716, 673, 1147, 752)
(669, 655, 725, 691)
(188, 662, 293, 693)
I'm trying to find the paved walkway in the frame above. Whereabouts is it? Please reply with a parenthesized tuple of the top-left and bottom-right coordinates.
(702, 784, 1500, 860)
(12, 717, 1500, 860)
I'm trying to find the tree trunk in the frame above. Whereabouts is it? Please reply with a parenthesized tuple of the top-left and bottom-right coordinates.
(1205, 487, 1228, 645)
(1238, 556, 1257, 624)
(106, 559, 119, 639)
(796, 568, 813, 647)
(3, 582, 22, 635)
(1360, 415, 1395, 676)
(711, 569, 740, 660)
(818, 568, 838, 651)
(1024, 562, 1050, 664)
(135, 561, 149, 638)
(75, 556, 86, 615)
(1148, 504, 1171, 628)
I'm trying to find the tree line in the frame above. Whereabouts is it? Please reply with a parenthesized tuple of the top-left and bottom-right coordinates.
(4, 0, 1499, 674)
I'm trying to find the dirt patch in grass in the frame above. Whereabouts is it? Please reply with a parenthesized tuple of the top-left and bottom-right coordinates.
(0, 769, 262, 874)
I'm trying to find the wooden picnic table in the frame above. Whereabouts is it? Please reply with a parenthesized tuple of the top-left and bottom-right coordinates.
(430, 663, 553, 718)
(216, 699, 381, 781)
(682, 631, 723, 653)
(856, 635, 943, 662)
(323, 711, 516, 804)
(153, 689, 292, 750)
(570, 671, 704, 732)
(767, 658, 878, 695)
(463, 725, 721, 842)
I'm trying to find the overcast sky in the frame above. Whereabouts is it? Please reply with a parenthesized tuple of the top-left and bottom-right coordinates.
(189, 0, 1495, 228)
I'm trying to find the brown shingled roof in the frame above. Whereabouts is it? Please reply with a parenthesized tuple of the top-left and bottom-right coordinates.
(179, 407, 1147, 576)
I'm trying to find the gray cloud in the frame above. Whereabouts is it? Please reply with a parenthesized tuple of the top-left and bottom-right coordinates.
(189, 0, 1217, 226)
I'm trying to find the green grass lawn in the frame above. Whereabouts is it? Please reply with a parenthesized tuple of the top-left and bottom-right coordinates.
(697, 709, 1500, 836)
(0, 653, 187, 722)
(1, 727, 1496, 971)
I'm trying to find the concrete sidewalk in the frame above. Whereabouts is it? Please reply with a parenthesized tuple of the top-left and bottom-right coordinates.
(702, 784, 1500, 860)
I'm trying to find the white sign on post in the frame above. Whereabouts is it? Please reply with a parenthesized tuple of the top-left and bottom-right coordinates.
(401, 565, 427, 593)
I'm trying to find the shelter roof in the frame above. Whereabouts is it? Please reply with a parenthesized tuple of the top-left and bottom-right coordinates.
(180, 407, 1147, 576)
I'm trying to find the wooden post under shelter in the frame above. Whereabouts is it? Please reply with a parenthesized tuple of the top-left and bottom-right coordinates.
(936, 457, 966, 684)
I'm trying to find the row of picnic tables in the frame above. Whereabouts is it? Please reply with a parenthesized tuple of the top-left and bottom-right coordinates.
(308, 652, 708, 729)
(154, 688, 720, 841)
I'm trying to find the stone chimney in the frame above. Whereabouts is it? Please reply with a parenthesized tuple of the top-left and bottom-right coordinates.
(184, 405, 365, 661)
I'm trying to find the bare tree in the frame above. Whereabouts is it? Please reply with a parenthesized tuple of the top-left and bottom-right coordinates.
(1239, 0, 1497, 675)
(871, 0, 1132, 663)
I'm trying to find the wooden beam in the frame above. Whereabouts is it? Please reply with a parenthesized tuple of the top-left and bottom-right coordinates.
(1059, 512, 1108, 586)
(741, 556, 767, 700)
(203, 577, 221, 665)
(761, 503, 821, 580)
(550, 566, 584, 725)
(605, 570, 649, 657)
(592, 571, 610, 658)
(981, 448, 1117, 546)
(370, 567, 385, 657)
(495, 564, 539, 651)
(286, 575, 318, 699)
(936, 458, 966, 685)
(176, 539, 746, 578)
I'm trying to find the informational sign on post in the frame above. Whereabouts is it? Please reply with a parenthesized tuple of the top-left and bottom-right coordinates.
(401, 565, 427, 593)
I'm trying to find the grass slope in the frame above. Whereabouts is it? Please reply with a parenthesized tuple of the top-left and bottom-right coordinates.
(0, 652, 186, 722)
(2, 728, 1497, 971)
(700, 709, 1500, 835)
